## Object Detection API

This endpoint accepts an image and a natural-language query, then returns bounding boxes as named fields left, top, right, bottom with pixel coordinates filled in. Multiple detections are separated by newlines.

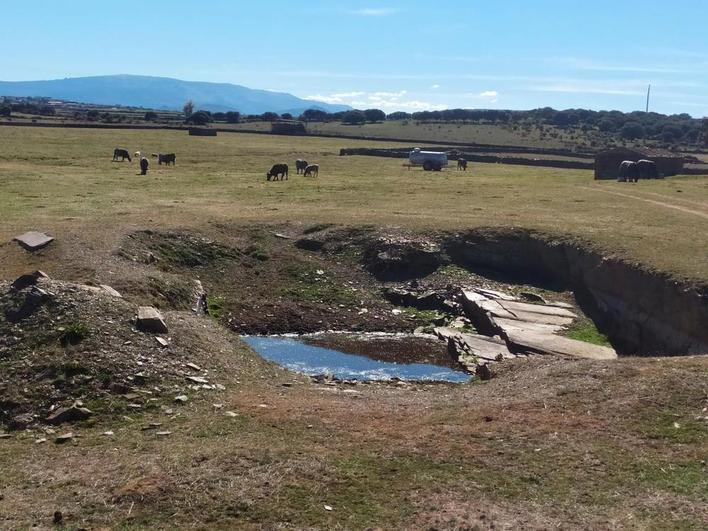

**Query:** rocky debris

left=475, top=364, right=493, bottom=381
left=155, top=337, right=169, bottom=347
left=504, top=329, right=617, bottom=360
left=0, top=433, right=12, bottom=439
left=13, top=231, right=54, bottom=251
left=47, top=404, right=93, bottom=424
left=10, top=270, right=49, bottom=291
left=174, top=395, right=189, bottom=404
left=186, top=376, right=208, bottom=385
left=3, top=285, right=53, bottom=323
left=136, top=306, right=168, bottom=333
left=9, top=413, right=35, bottom=430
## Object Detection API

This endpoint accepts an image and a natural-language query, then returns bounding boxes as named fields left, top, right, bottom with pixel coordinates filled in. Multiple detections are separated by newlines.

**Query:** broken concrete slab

left=435, top=327, right=513, bottom=362
left=491, top=316, right=565, bottom=336
left=136, top=306, right=168, bottom=333
left=13, top=231, right=54, bottom=251
left=504, top=329, right=617, bottom=360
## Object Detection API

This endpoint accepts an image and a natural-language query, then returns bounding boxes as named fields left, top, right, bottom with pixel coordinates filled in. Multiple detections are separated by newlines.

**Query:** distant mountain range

left=0, top=75, right=351, bottom=115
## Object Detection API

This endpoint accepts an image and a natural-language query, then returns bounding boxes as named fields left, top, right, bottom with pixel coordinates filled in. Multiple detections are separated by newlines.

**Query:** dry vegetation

left=0, top=125, right=706, bottom=529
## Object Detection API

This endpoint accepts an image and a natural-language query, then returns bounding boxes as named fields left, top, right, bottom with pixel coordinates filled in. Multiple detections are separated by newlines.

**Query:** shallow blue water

left=242, top=336, right=471, bottom=383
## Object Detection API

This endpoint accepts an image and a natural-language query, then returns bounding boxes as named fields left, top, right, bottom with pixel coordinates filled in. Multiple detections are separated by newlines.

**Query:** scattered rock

left=324, top=505, right=333, bottom=511
left=9, top=413, right=35, bottom=430
left=35, top=438, right=48, bottom=444
left=0, top=433, right=12, bottom=439
left=174, top=395, right=189, bottom=404
left=46, top=405, right=93, bottom=425
left=225, top=411, right=238, bottom=418
left=186, top=376, right=208, bottom=384
left=155, top=337, right=169, bottom=347
left=13, top=231, right=54, bottom=251
left=185, top=362, right=201, bottom=371
left=103, top=431, right=114, bottom=437
left=10, top=270, right=49, bottom=291
left=155, top=431, right=172, bottom=437
left=476, top=364, right=493, bottom=381
left=54, top=433, right=74, bottom=444
left=136, top=306, right=168, bottom=334
left=100, top=285, right=122, bottom=298
left=4, top=286, right=53, bottom=323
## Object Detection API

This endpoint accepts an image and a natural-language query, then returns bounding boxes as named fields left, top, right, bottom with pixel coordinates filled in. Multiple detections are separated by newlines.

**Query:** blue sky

left=2, top=0, right=707, bottom=115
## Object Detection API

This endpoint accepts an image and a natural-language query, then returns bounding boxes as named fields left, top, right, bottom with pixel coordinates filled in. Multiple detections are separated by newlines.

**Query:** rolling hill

left=0, top=75, right=350, bottom=115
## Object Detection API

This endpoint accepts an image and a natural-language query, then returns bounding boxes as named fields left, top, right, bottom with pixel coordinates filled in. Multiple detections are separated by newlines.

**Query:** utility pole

left=645, top=84, right=651, bottom=113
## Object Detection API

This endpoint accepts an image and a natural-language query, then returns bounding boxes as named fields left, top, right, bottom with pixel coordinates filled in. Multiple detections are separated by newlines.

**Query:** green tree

left=620, top=121, right=645, bottom=140
left=364, top=108, right=386, bottom=122
left=342, top=110, right=367, bottom=125
left=144, top=111, right=158, bottom=121
left=183, top=100, right=195, bottom=118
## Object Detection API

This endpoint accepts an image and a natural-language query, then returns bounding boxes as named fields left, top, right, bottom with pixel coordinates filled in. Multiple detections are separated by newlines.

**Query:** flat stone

left=504, top=329, right=617, bottom=360
left=174, top=395, right=189, bottom=404
left=46, top=405, right=93, bottom=425
left=473, top=288, right=517, bottom=301
left=13, top=231, right=54, bottom=251
left=54, top=433, right=74, bottom=444
left=185, top=363, right=201, bottom=371
left=100, top=285, right=122, bottom=298
left=155, top=337, right=169, bottom=347
left=137, top=306, right=168, bottom=333
left=435, top=327, right=513, bottom=363
left=186, top=376, right=208, bottom=384
left=0, top=433, right=12, bottom=439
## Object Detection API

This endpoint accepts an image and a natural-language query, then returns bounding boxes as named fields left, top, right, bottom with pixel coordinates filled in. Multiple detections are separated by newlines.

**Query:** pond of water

left=242, top=334, right=471, bottom=383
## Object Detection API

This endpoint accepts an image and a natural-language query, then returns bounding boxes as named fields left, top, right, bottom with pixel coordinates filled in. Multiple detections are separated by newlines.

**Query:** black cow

left=152, top=153, right=176, bottom=165
left=295, top=159, right=308, bottom=174
left=457, top=158, right=468, bottom=171
left=140, top=157, right=149, bottom=175
left=113, top=148, right=131, bottom=162
left=267, top=163, right=289, bottom=181
left=618, top=160, right=639, bottom=183
left=637, top=159, right=659, bottom=180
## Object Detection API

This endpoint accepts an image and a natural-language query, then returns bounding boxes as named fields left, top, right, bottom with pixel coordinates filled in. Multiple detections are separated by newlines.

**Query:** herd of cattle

left=112, top=148, right=176, bottom=175
left=617, top=159, right=659, bottom=182
left=266, top=159, right=319, bottom=181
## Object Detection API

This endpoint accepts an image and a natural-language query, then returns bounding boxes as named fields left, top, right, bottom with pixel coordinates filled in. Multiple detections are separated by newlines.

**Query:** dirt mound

left=0, top=274, right=241, bottom=431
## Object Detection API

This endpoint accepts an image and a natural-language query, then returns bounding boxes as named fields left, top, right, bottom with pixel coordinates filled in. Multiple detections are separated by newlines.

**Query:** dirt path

left=583, top=186, right=708, bottom=220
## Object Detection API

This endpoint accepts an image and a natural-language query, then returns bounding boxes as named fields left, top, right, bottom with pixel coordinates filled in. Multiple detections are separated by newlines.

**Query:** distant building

left=594, top=147, right=684, bottom=180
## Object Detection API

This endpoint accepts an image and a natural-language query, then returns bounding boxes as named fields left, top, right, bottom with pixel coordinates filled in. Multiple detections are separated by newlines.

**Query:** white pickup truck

left=408, top=148, right=448, bottom=171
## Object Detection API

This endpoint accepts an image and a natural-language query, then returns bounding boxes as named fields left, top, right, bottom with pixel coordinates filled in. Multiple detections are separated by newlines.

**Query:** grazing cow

left=113, top=148, right=131, bottom=162
left=618, top=160, right=639, bottom=183
left=140, top=157, right=149, bottom=175
left=637, top=159, right=659, bottom=180
left=295, top=159, right=308, bottom=174
left=267, top=163, right=289, bottom=181
left=152, top=153, right=176, bottom=165
left=304, top=164, right=319, bottom=177
left=457, top=158, right=468, bottom=171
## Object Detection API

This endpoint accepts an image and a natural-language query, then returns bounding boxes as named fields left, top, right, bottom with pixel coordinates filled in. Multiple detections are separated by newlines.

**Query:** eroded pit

left=115, top=224, right=708, bottom=380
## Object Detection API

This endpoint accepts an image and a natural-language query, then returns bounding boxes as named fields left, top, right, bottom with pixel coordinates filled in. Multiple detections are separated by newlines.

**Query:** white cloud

left=348, top=8, right=397, bottom=16
left=430, top=84, right=440, bottom=89
left=305, top=90, right=446, bottom=111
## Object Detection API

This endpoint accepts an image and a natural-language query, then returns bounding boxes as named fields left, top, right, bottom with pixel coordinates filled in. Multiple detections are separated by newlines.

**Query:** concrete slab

left=435, top=327, right=513, bottom=362
left=498, top=300, right=578, bottom=319
left=137, top=306, right=168, bottom=333
left=13, top=231, right=54, bottom=251
left=491, top=316, right=564, bottom=336
left=505, top=329, right=617, bottom=360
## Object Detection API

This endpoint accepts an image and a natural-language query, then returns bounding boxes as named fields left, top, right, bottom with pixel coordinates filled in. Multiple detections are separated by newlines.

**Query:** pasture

left=0, top=125, right=707, bottom=529
left=1, top=125, right=707, bottom=281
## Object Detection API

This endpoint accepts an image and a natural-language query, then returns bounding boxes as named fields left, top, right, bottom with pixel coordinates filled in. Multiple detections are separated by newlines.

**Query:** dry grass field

left=0, top=125, right=706, bottom=529
left=1, top=126, right=708, bottom=280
